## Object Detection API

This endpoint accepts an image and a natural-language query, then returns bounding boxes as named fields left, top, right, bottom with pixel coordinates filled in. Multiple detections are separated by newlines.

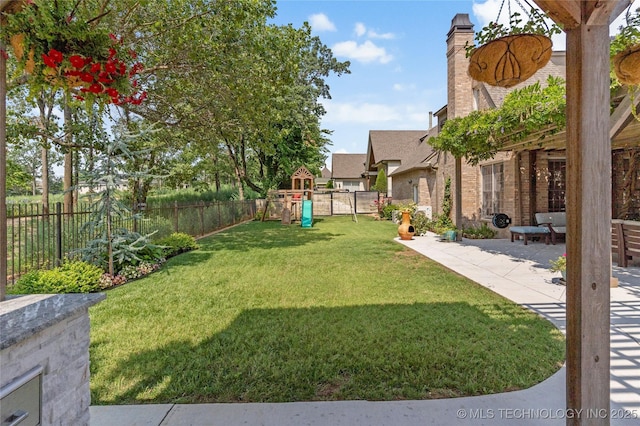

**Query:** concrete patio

left=90, top=233, right=640, bottom=425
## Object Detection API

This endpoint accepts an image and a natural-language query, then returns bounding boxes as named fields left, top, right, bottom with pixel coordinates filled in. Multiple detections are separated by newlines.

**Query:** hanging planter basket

left=468, top=33, right=553, bottom=88
left=613, top=43, right=640, bottom=86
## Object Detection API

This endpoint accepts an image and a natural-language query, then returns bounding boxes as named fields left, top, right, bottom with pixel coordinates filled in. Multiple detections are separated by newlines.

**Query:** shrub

left=9, top=261, right=104, bottom=294
left=381, top=203, right=399, bottom=220
left=462, top=223, right=497, bottom=239
left=80, top=229, right=164, bottom=273
left=412, top=211, right=431, bottom=235
left=155, top=232, right=199, bottom=257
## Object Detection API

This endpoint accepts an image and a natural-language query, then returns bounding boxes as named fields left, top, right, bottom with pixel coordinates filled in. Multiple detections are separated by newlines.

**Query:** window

left=481, top=163, right=504, bottom=217
left=548, top=160, right=566, bottom=212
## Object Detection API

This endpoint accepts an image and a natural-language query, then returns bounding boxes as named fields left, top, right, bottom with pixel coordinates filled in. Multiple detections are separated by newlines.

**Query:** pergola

left=0, top=0, right=633, bottom=424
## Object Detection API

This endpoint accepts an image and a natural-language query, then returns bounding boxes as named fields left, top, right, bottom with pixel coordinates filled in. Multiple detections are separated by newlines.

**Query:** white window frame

left=481, top=163, right=504, bottom=217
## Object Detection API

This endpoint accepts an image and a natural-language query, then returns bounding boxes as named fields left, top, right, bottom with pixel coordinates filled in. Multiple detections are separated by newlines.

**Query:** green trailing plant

left=441, top=177, right=453, bottom=224
left=429, top=76, right=566, bottom=165
left=466, top=9, right=562, bottom=57
left=611, top=7, right=640, bottom=119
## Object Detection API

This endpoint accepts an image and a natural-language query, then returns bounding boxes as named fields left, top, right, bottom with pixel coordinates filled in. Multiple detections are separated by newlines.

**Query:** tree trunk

left=63, top=102, right=74, bottom=214
left=41, top=146, right=49, bottom=215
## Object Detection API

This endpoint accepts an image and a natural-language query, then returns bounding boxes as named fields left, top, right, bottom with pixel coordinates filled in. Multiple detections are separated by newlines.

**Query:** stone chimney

left=446, top=14, right=475, bottom=119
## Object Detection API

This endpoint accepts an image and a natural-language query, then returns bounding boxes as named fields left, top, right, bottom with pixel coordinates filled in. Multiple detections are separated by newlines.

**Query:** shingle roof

left=367, top=130, right=429, bottom=166
left=331, top=153, right=367, bottom=179
left=480, top=51, right=566, bottom=107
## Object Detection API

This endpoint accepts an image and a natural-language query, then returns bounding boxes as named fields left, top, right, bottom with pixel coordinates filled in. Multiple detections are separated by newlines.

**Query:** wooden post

left=565, top=21, right=611, bottom=425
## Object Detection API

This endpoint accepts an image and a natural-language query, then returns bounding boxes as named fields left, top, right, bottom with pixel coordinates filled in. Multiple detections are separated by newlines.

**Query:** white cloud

left=308, top=13, right=336, bottom=32
left=324, top=102, right=402, bottom=124
left=353, top=22, right=395, bottom=39
left=332, top=40, right=393, bottom=64
left=393, top=83, right=416, bottom=92
left=323, top=101, right=432, bottom=128
left=368, top=29, right=395, bottom=40
left=472, top=0, right=503, bottom=27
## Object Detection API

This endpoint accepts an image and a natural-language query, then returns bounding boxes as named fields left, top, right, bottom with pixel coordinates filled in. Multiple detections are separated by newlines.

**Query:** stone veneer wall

left=1, top=294, right=105, bottom=426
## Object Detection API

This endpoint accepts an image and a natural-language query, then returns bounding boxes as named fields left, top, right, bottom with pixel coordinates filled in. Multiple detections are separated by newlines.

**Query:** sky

left=268, top=0, right=638, bottom=170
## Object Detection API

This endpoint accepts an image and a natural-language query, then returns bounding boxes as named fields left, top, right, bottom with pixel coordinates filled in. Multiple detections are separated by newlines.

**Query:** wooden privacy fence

left=6, top=199, right=256, bottom=285
left=258, top=191, right=380, bottom=219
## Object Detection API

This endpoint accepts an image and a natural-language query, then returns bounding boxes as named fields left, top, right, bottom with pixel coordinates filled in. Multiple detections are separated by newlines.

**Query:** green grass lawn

left=89, top=215, right=565, bottom=404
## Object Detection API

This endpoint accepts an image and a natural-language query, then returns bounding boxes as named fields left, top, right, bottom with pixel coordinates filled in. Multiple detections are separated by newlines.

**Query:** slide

left=301, top=200, right=313, bottom=228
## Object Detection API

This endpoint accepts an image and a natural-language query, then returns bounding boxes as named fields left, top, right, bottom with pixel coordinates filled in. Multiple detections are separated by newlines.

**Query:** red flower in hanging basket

left=88, top=83, right=103, bottom=94
left=69, top=55, right=85, bottom=68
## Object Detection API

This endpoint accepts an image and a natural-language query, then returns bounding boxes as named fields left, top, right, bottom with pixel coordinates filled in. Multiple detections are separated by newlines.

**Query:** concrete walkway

left=90, top=234, right=640, bottom=425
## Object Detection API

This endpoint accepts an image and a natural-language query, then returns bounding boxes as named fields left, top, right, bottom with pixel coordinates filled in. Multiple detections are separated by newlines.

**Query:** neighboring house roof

left=366, top=130, right=428, bottom=170
left=320, top=166, right=331, bottom=178
left=332, top=153, right=367, bottom=179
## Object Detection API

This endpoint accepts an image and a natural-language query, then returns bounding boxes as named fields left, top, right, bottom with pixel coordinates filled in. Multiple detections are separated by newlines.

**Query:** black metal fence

left=6, top=200, right=256, bottom=285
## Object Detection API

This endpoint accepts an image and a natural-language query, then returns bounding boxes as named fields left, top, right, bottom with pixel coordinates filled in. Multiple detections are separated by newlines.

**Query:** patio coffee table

left=509, top=226, right=550, bottom=245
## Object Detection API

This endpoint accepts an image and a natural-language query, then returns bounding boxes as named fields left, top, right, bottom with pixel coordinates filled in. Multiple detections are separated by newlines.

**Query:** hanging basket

left=468, top=33, right=553, bottom=88
left=613, top=43, right=640, bottom=86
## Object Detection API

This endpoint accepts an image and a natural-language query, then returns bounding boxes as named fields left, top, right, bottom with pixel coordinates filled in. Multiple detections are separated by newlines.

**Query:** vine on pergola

left=429, top=76, right=566, bottom=165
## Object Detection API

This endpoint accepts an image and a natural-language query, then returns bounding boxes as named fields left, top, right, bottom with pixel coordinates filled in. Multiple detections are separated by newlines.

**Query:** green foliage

left=411, top=211, right=431, bottom=235
left=441, top=177, right=453, bottom=221
left=155, top=232, right=199, bottom=257
left=77, top=123, right=160, bottom=275
left=381, top=203, right=399, bottom=220
left=146, top=186, right=258, bottom=206
left=6, top=159, right=32, bottom=195
left=325, top=179, right=334, bottom=189
left=610, top=7, right=640, bottom=119
left=371, top=169, right=387, bottom=193
left=467, top=9, right=562, bottom=57
left=611, top=7, right=640, bottom=59
left=9, top=260, right=104, bottom=294
left=462, top=223, right=497, bottom=239
left=549, top=253, right=567, bottom=273
left=429, top=77, right=566, bottom=165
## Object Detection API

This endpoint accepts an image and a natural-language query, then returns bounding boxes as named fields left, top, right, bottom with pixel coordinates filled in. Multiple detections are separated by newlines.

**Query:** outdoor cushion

left=509, top=225, right=551, bottom=245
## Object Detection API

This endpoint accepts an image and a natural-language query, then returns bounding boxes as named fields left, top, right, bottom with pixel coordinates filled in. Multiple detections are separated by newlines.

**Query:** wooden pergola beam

left=534, top=0, right=582, bottom=29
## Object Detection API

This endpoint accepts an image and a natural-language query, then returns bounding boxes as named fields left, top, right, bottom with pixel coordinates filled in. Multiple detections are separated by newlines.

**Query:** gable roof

left=331, top=153, right=367, bottom=179
left=366, top=130, right=428, bottom=169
